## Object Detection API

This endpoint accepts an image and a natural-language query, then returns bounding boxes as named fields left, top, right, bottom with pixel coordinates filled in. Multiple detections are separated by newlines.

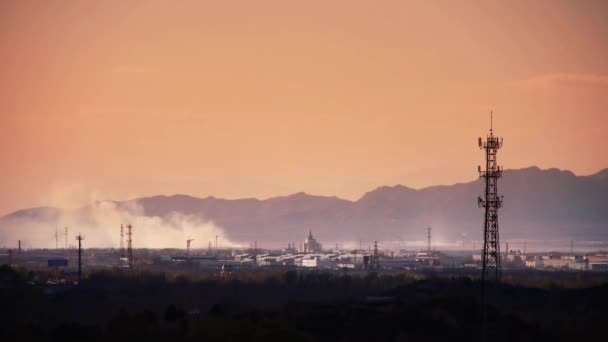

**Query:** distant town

left=3, top=227, right=608, bottom=288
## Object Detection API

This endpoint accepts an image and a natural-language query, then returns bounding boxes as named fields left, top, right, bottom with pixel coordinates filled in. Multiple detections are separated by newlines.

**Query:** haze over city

left=1, top=0, right=607, bottom=218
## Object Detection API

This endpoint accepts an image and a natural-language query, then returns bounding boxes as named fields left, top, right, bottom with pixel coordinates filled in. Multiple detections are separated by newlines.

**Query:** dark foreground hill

left=1, top=266, right=607, bottom=342
left=1, top=167, right=607, bottom=245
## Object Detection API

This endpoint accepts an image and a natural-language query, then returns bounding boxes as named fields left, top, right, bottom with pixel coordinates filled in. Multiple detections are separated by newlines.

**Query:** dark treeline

left=1, top=265, right=607, bottom=341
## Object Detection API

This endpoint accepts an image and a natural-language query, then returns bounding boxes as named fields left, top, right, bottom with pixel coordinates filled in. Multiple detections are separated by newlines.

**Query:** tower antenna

left=478, top=111, right=504, bottom=281
left=478, top=110, right=504, bottom=340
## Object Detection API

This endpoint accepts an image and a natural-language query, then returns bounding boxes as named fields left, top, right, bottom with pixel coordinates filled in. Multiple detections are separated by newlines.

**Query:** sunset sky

left=1, top=0, right=607, bottom=215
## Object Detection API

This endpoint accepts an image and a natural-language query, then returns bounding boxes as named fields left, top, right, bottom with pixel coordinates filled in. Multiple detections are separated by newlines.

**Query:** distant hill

left=1, top=167, right=607, bottom=247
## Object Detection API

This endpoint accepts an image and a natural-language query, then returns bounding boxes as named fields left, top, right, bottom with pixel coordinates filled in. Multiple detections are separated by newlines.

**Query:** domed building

left=303, top=229, right=322, bottom=253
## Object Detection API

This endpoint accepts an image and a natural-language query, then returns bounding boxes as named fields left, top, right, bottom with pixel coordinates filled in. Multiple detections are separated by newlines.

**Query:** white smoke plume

left=0, top=183, right=241, bottom=249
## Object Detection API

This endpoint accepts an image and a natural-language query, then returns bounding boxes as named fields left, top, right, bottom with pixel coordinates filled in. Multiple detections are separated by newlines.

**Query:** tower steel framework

left=126, top=224, right=133, bottom=270
left=120, top=224, right=125, bottom=258
left=187, top=238, right=195, bottom=258
left=478, top=112, right=503, bottom=282
left=372, top=241, right=379, bottom=270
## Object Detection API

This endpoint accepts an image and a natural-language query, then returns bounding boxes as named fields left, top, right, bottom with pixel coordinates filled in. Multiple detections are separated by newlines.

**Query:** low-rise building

left=541, top=258, right=570, bottom=269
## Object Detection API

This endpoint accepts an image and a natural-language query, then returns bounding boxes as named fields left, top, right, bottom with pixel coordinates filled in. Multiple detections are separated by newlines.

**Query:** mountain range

left=1, top=167, right=607, bottom=248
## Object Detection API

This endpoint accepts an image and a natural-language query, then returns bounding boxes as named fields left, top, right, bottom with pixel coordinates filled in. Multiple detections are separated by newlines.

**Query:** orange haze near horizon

left=1, top=0, right=607, bottom=215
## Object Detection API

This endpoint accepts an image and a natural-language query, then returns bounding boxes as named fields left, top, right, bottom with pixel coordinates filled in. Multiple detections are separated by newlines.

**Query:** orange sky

left=1, top=0, right=607, bottom=215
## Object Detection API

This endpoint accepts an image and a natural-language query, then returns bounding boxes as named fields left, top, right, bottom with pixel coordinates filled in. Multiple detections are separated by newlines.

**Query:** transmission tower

left=120, top=224, right=124, bottom=257
left=570, top=239, right=574, bottom=257
left=372, top=241, right=379, bottom=270
left=126, top=224, right=133, bottom=270
left=478, top=111, right=504, bottom=282
left=64, top=226, right=68, bottom=249
left=187, top=238, right=195, bottom=258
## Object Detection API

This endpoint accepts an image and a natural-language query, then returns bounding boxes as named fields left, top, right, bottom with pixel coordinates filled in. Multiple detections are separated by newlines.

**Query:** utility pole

left=75, top=234, right=85, bottom=320
left=254, top=240, right=258, bottom=266
left=64, top=227, right=68, bottom=250
left=427, top=226, right=431, bottom=256
left=215, top=235, right=219, bottom=255
left=76, top=234, right=85, bottom=283
left=55, top=226, right=59, bottom=250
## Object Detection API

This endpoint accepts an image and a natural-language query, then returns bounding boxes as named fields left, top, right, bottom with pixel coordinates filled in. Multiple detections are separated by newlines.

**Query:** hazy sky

left=1, top=0, right=607, bottom=215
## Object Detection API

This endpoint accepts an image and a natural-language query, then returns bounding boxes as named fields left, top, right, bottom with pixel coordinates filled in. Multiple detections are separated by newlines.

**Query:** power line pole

left=75, top=234, right=85, bottom=320
left=373, top=241, right=379, bottom=270
left=120, top=224, right=124, bottom=258
left=571, top=239, right=574, bottom=257
left=65, top=226, right=68, bottom=250
left=187, top=238, right=194, bottom=259
left=76, top=234, right=84, bottom=283
left=126, top=224, right=133, bottom=270
left=427, top=226, right=431, bottom=254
